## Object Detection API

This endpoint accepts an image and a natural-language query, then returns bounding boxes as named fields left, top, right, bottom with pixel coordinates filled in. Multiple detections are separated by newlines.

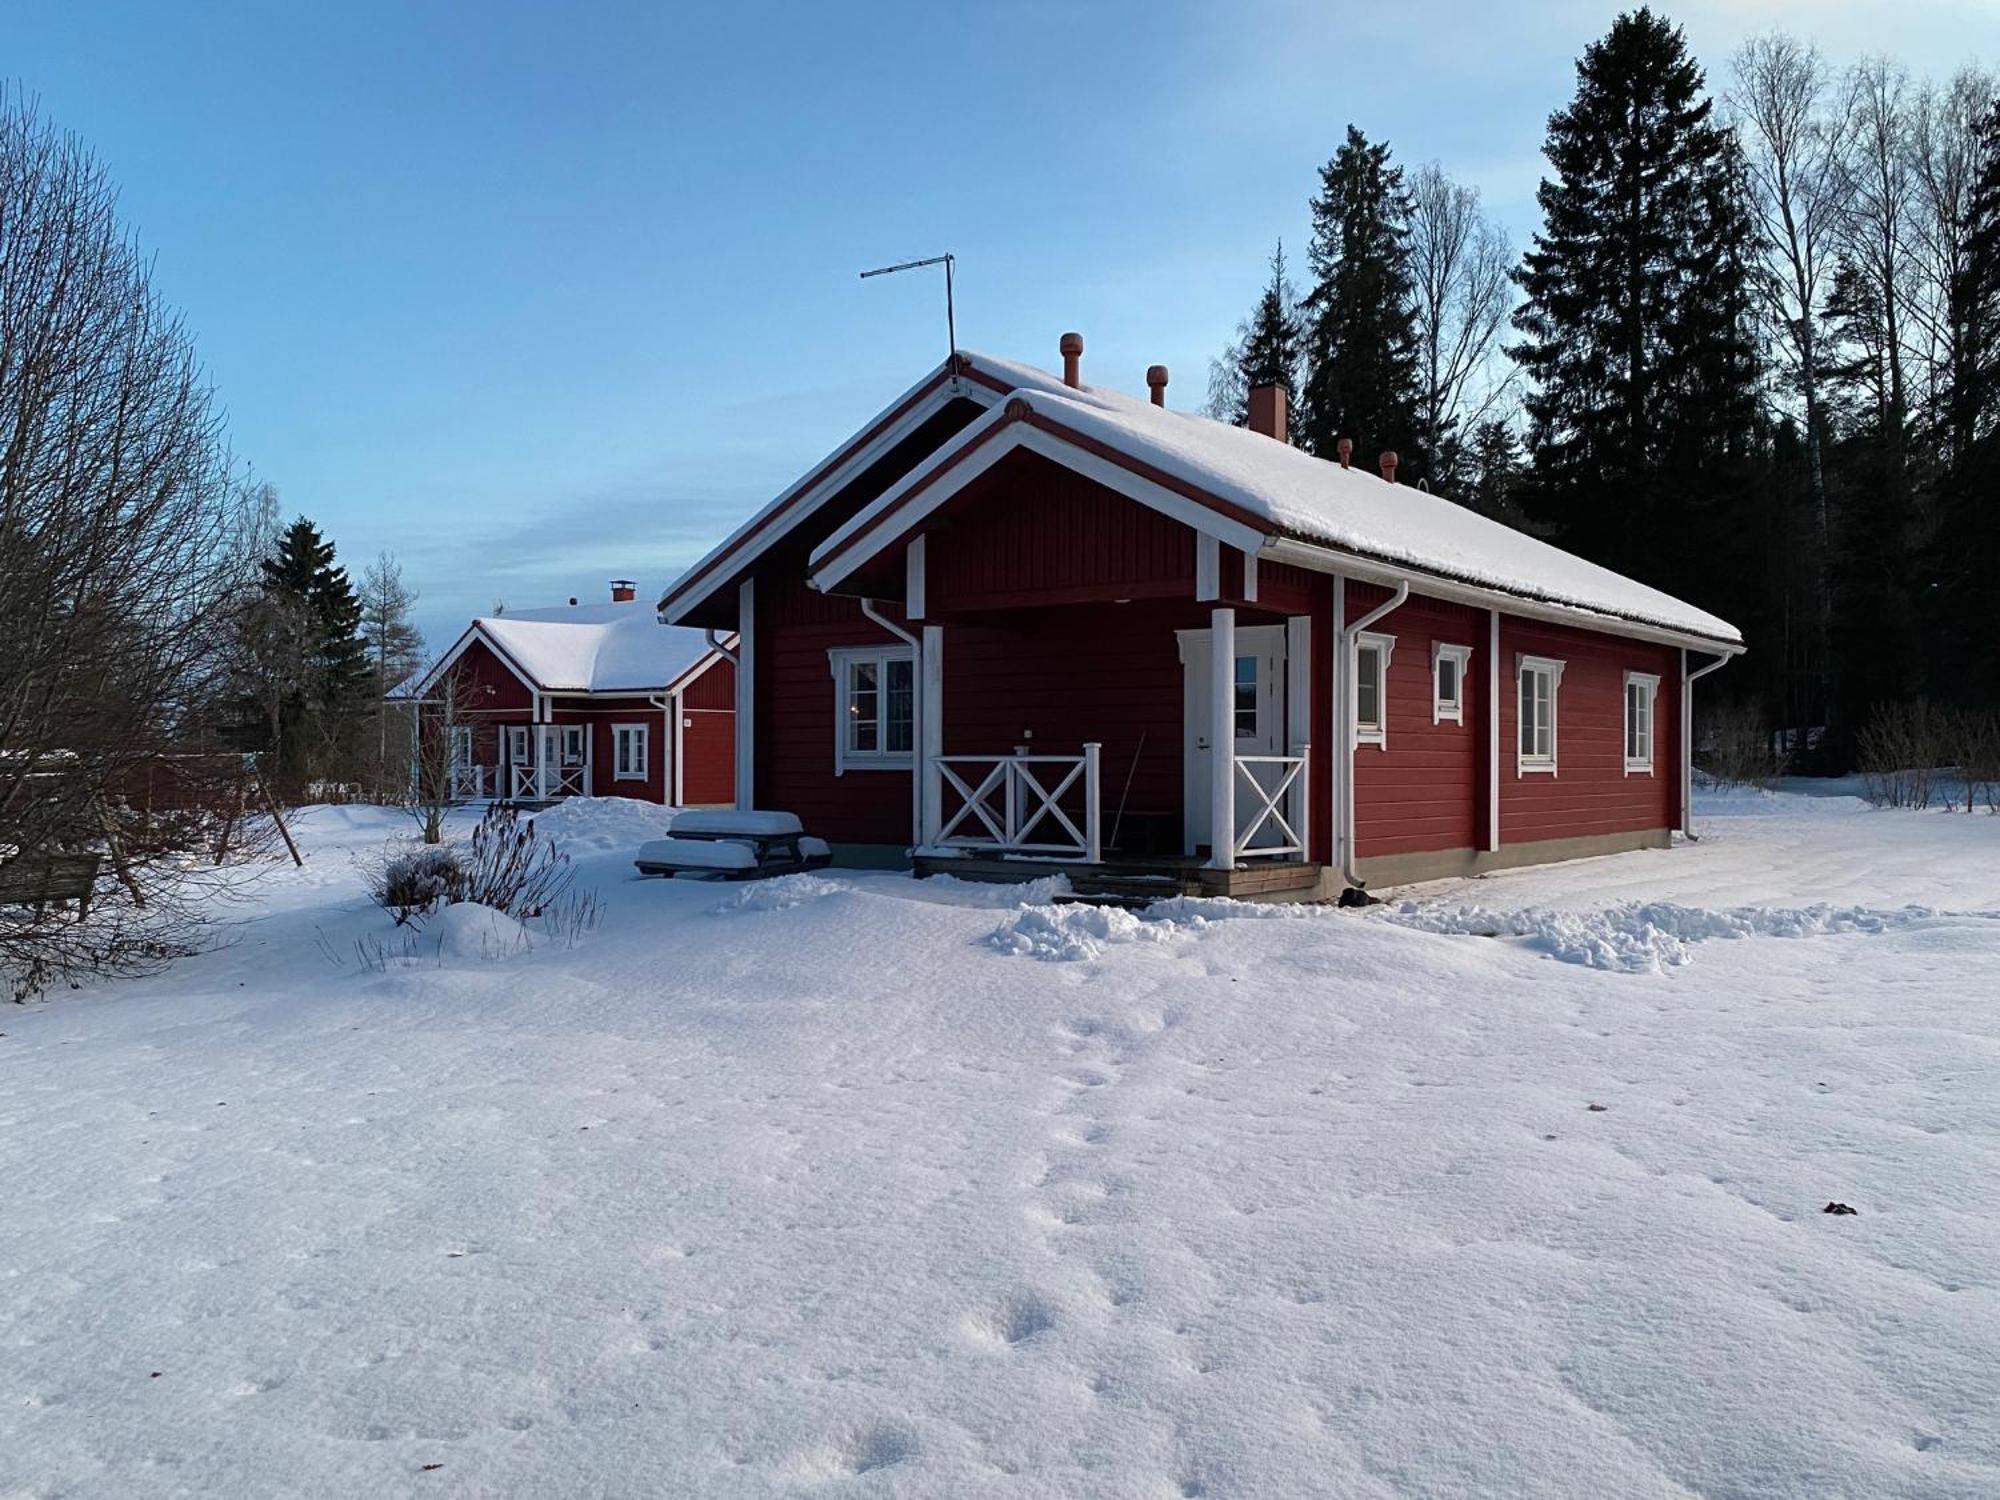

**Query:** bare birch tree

left=1730, top=33, right=1851, bottom=583
left=1405, top=163, right=1513, bottom=493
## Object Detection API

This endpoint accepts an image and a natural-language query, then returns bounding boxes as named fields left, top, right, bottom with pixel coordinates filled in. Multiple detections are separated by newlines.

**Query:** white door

left=1179, top=624, right=1286, bottom=854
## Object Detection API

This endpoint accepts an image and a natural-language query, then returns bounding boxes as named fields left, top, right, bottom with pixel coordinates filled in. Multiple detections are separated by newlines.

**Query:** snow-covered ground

left=3, top=790, right=1998, bottom=1498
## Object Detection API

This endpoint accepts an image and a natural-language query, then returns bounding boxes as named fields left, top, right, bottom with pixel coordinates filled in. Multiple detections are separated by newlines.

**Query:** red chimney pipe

left=1337, top=437, right=1353, bottom=470
left=611, top=579, right=637, bottom=602
left=1247, top=384, right=1287, bottom=443
left=1060, top=331, right=1084, bottom=388
left=1146, top=364, right=1169, bottom=406
left=1378, top=450, right=1399, bottom=485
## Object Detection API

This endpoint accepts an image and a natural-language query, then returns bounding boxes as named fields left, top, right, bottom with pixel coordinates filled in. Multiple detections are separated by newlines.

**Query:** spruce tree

left=1298, top=126, right=1422, bottom=473
left=253, top=517, right=371, bottom=787
left=1510, top=8, right=1761, bottom=611
left=1204, top=242, right=1305, bottom=433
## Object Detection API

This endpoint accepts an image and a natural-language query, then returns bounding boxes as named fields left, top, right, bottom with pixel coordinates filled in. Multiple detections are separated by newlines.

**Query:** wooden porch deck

left=912, top=851, right=1325, bottom=905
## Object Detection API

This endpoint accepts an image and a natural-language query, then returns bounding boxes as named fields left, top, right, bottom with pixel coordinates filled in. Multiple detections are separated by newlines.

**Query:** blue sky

left=9, top=0, right=1991, bottom=648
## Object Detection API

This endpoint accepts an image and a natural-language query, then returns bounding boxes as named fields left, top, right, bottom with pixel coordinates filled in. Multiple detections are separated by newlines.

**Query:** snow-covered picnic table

left=634, top=809, right=831, bottom=880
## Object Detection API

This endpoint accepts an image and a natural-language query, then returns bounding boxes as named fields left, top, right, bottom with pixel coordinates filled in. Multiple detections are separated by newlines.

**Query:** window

left=1233, top=656, right=1258, bottom=739
left=1432, top=643, right=1472, bottom=725
left=449, top=725, right=474, bottom=768
left=612, top=723, right=649, bottom=780
left=504, top=725, right=530, bottom=766
left=829, top=646, right=915, bottom=772
left=1354, top=632, right=1395, bottom=747
left=1624, top=672, right=1660, bottom=774
left=1516, top=655, right=1564, bottom=773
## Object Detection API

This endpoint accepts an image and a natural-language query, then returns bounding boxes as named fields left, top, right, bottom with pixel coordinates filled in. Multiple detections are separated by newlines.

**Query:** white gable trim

left=660, top=359, right=1025, bottom=624
left=408, top=622, right=543, bottom=700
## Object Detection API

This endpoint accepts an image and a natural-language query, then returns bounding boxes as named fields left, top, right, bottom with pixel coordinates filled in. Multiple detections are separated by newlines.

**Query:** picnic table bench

left=0, top=851, right=104, bottom=919
left=634, top=811, right=832, bottom=881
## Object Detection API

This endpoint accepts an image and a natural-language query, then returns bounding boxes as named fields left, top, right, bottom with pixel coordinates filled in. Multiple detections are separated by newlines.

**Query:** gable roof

left=806, top=361, right=1743, bottom=650
left=410, top=600, right=729, bottom=698
left=657, top=351, right=1079, bottom=624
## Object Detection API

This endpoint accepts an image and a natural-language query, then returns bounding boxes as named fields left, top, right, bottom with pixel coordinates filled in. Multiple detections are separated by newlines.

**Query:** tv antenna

left=859, top=253, right=957, bottom=378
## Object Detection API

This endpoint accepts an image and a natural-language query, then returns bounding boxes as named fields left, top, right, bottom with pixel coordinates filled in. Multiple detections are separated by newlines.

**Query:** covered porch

left=448, top=720, right=593, bottom=803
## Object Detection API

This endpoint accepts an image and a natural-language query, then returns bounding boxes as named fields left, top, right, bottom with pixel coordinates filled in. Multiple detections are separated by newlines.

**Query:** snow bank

left=422, top=901, right=534, bottom=961
left=521, top=796, right=678, bottom=853
left=1386, top=898, right=1995, bottom=973
left=989, top=903, right=1177, bottom=960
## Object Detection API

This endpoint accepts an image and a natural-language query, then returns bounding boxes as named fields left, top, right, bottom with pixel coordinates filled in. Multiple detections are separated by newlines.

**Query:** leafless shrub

left=366, top=805, right=582, bottom=933
left=369, top=844, right=462, bottom=926
left=456, top=805, right=576, bottom=918
left=1700, top=700, right=1788, bottom=788
left=1855, top=700, right=1948, bottom=808
left=542, top=887, right=603, bottom=950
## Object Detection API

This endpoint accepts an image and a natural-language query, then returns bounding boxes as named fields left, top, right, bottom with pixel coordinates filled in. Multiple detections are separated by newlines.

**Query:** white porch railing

left=933, top=745, right=1102, bottom=862
left=449, top=763, right=490, bottom=800
left=1231, top=747, right=1310, bottom=861
left=508, top=760, right=588, bottom=801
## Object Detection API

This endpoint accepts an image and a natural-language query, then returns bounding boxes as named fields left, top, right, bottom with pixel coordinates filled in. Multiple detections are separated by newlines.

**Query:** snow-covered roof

left=809, top=355, right=1741, bottom=648
left=423, top=601, right=726, bottom=696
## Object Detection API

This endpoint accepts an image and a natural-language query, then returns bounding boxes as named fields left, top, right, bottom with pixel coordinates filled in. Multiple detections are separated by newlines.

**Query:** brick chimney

left=1337, top=437, right=1353, bottom=469
left=1378, top=451, right=1399, bottom=485
left=1060, top=331, right=1084, bottom=388
left=1146, top=364, right=1169, bottom=406
left=1247, top=384, right=1288, bottom=443
left=610, top=579, right=637, bottom=602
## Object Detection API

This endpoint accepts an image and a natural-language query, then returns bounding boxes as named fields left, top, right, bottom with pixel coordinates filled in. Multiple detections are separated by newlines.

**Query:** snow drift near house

left=2, top=793, right=1998, bottom=1498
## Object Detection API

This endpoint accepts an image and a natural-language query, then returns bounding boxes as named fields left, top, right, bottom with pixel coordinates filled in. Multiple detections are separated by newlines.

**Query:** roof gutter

left=1259, top=536, right=1744, bottom=659
left=1338, top=579, right=1408, bottom=894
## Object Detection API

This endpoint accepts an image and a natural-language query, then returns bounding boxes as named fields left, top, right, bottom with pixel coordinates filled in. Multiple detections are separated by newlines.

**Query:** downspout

left=1338, top=580, right=1409, bottom=894
left=704, top=629, right=738, bottom=666
left=859, top=598, right=924, bottom=855
left=646, top=691, right=676, bottom=807
left=1681, top=650, right=1732, bottom=840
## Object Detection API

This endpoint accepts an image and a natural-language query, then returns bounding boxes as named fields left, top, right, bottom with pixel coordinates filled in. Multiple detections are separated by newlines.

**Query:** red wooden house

left=410, top=583, right=736, bottom=806
left=659, top=339, right=1742, bottom=898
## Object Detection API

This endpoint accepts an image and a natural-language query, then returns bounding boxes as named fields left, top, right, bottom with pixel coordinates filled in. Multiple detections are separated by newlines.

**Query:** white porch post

left=735, top=577, right=756, bottom=810
left=921, top=624, right=944, bottom=847
left=1488, top=609, right=1503, bottom=852
left=671, top=690, right=685, bottom=807
left=535, top=724, right=551, bottom=801
left=1287, top=614, right=1311, bottom=863
left=1208, top=606, right=1235, bottom=870
left=1083, top=742, right=1103, bottom=864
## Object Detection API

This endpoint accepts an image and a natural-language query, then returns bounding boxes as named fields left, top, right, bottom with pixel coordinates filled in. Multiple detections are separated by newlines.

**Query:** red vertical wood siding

left=678, top=710, right=736, bottom=805
left=1498, top=618, right=1680, bottom=845
left=922, top=451, right=1197, bottom=610
left=754, top=564, right=914, bottom=844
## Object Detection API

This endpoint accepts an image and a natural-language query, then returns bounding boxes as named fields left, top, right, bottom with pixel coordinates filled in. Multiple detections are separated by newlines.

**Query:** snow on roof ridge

left=951, top=356, right=1740, bottom=645
left=466, top=598, right=721, bottom=693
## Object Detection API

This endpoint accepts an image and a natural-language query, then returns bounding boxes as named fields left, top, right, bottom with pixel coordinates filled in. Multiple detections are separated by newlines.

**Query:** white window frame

left=612, top=722, right=649, bottom=781
left=1353, top=631, right=1396, bottom=748
left=1516, top=654, right=1565, bottom=775
left=503, top=724, right=530, bottom=767
left=448, top=724, right=474, bottom=768
left=828, top=645, right=916, bottom=773
left=1623, top=671, right=1660, bottom=775
left=1432, top=642, right=1473, bottom=726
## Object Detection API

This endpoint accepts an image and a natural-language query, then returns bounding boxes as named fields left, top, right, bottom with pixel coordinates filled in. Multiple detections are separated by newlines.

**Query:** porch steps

left=915, top=853, right=1325, bottom=906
